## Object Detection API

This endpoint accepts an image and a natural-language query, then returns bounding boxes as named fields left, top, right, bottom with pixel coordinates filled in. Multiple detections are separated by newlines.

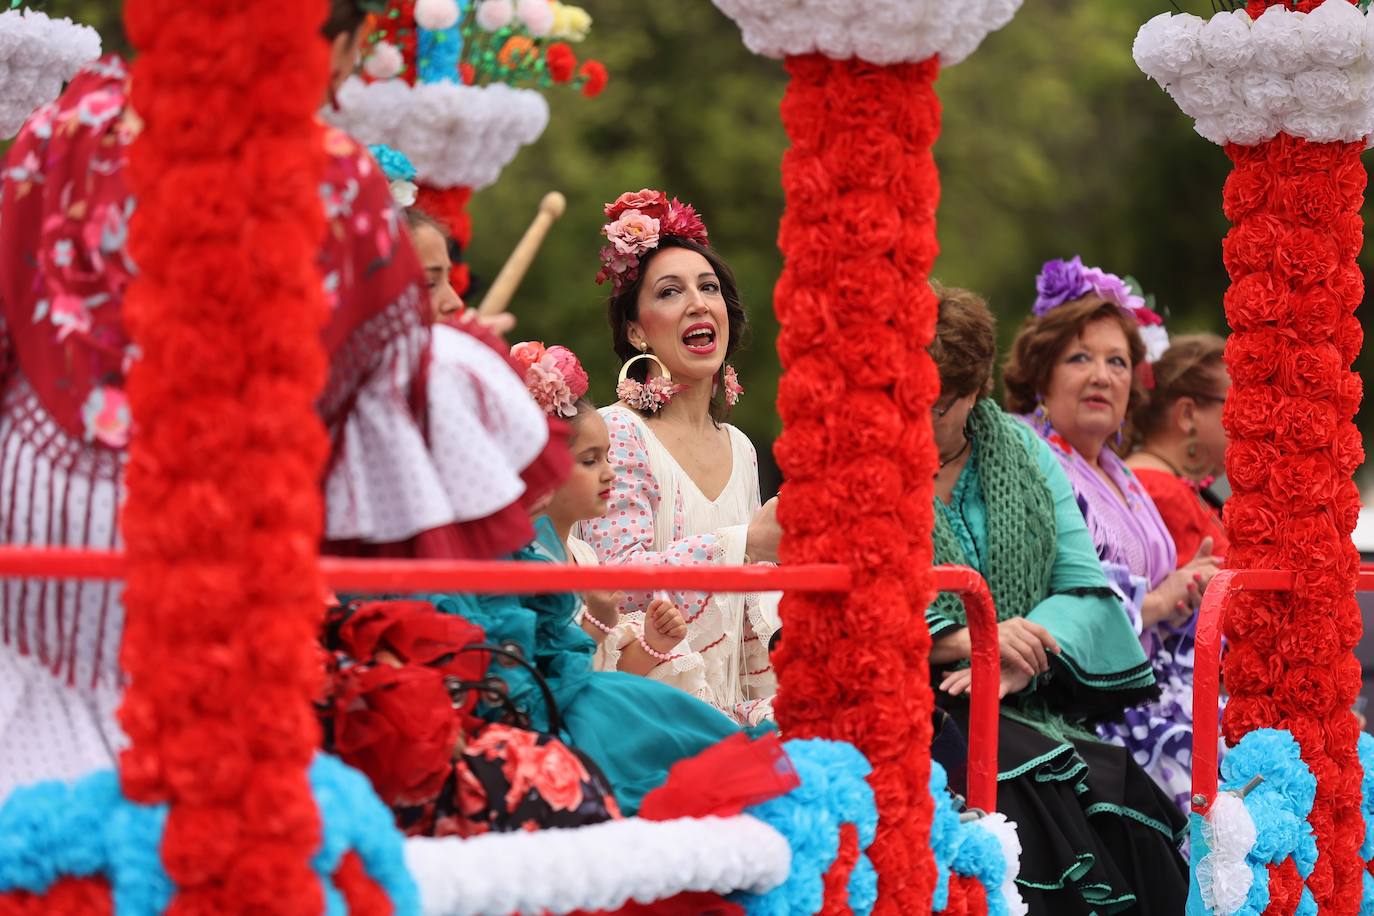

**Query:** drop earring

left=1033, top=398, right=1052, bottom=437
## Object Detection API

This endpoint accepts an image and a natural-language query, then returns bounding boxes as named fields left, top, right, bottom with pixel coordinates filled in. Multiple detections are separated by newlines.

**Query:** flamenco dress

left=929, top=401, right=1187, bottom=914
left=423, top=518, right=767, bottom=816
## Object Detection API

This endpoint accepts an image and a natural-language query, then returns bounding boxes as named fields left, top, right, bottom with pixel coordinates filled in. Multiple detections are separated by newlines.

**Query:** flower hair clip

left=510, top=341, right=591, bottom=418
left=368, top=144, right=419, bottom=208
left=1034, top=256, right=1170, bottom=361
left=595, top=189, right=709, bottom=293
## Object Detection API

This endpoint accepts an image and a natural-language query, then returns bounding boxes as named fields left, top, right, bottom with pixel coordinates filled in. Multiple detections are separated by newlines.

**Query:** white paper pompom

left=710, top=0, right=1024, bottom=67
left=1250, top=6, right=1309, bottom=74
left=1174, top=69, right=1238, bottom=116
left=1199, top=9, right=1253, bottom=72
left=516, top=0, right=554, bottom=37
left=1138, top=5, right=1374, bottom=148
left=1302, top=0, right=1365, bottom=69
left=415, top=0, right=461, bottom=31
left=0, top=8, right=102, bottom=139
left=1293, top=67, right=1357, bottom=112
left=326, top=77, right=550, bottom=190
left=363, top=41, right=404, bottom=80
left=476, top=0, right=514, bottom=32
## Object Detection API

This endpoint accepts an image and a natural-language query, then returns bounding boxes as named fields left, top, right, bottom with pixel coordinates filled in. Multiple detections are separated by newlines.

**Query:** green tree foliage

left=34, top=2, right=1374, bottom=491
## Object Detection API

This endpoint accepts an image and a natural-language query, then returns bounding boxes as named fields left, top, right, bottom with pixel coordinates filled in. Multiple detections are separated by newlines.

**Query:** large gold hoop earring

left=616, top=352, right=681, bottom=414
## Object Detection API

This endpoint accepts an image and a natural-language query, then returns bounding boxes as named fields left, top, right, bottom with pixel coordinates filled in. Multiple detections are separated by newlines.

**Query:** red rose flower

left=1225, top=438, right=1280, bottom=493
left=774, top=420, right=831, bottom=481
left=1222, top=165, right=1274, bottom=222
left=1224, top=330, right=1283, bottom=387
left=1223, top=493, right=1281, bottom=547
left=1222, top=214, right=1286, bottom=275
left=1223, top=695, right=1281, bottom=745
left=1325, top=262, right=1364, bottom=312
left=578, top=60, right=608, bottom=98
left=1223, top=272, right=1290, bottom=330
left=832, top=390, right=905, bottom=456
left=530, top=741, right=589, bottom=812
left=1273, top=341, right=1342, bottom=399
left=1270, top=396, right=1338, bottom=452
left=544, top=42, right=576, bottom=83
left=1277, top=663, right=1339, bottom=713
left=1222, top=383, right=1283, bottom=440
left=1275, top=172, right=1344, bottom=226
left=1222, top=641, right=1285, bottom=694
left=1334, top=314, right=1363, bottom=365
left=1274, top=226, right=1339, bottom=285
left=777, top=354, right=847, bottom=423
left=1266, top=452, right=1338, bottom=507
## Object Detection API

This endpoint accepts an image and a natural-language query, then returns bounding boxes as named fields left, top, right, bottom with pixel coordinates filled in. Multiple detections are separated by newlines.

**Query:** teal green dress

left=929, top=412, right=1187, bottom=914
left=426, top=518, right=762, bottom=815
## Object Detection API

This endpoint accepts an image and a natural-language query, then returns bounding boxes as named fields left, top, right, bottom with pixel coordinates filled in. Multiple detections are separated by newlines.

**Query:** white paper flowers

left=1197, top=792, right=1258, bottom=916
left=326, top=77, right=549, bottom=190
left=404, top=814, right=790, bottom=916
left=1134, top=3, right=1374, bottom=147
left=709, top=0, right=1022, bottom=67
left=0, top=8, right=102, bottom=139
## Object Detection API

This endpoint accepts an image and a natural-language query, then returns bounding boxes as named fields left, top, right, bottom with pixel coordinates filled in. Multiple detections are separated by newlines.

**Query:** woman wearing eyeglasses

left=1125, top=335, right=1230, bottom=562
left=1004, top=260, right=1221, bottom=817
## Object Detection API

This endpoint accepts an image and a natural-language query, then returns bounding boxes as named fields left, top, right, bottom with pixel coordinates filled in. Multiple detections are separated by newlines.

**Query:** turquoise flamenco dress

left=426, top=518, right=766, bottom=815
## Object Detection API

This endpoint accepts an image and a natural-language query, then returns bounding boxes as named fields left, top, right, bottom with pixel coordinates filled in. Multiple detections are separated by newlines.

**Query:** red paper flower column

left=118, top=0, right=332, bottom=910
left=1221, top=132, right=1366, bottom=914
left=770, top=55, right=942, bottom=914
left=1136, top=0, right=1369, bottom=910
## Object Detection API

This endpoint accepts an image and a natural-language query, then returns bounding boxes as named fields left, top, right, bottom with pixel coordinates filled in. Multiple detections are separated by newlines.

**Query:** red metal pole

left=932, top=565, right=999, bottom=815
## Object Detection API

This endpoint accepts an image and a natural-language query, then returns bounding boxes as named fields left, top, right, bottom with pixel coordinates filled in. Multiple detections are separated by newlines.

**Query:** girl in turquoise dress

left=426, top=517, right=760, bottom=816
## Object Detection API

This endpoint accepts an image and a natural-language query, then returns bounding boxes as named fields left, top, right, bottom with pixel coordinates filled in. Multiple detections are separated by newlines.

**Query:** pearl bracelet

left=581, top=608, right=618, bottom=635
left=636, top=632, right=676, bottom=662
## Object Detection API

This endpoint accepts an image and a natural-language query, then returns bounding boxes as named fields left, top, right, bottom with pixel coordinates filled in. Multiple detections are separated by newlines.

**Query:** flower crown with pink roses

left=510, top=340, right=591, bottom=419
left=1033, top=256, right=1170, bottom=362
left=595, top=189, right=710, bottom=294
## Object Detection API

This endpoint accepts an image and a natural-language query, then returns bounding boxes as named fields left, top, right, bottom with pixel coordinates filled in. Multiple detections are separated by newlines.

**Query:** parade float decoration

left=1135, top=0, right=1369, bottom=912
left=707, top=1, right=1022, bottom=912
left=325, top=0, right=607, bottom=293
left=0, top=3, right=101, bottom=138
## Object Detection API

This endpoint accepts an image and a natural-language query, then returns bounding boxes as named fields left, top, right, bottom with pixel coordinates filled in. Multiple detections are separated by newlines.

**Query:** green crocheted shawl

left=931, top=399, right=1056, bottom=625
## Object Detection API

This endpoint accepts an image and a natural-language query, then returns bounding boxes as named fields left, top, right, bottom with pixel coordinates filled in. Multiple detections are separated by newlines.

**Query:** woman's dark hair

left=324, top=0, right=371, bottom=40
left=606, top=236, right=748, bottom=422
left=929, top=282, right=997, bottom=401
left=1131, top=333, right=1227, bottom=443
left=1002, top=295, right=1147, bottom=417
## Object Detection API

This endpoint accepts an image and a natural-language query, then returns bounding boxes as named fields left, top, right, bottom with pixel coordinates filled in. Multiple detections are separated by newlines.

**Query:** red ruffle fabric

left=637, top=732, right=799, bottom=822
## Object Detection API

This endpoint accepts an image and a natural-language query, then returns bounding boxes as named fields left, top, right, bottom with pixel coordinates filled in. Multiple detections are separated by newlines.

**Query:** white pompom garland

left=325, top=77, right=550, bottom=190
left=708, top=0, right=1022, bottom=67
left=404, top=814, right=791, bottom=916
left=1134, top=3, right=1374, bottom=147
left=0, top=7, right=102, bottom=140
left=1197, top=792, right=1258, bottom=916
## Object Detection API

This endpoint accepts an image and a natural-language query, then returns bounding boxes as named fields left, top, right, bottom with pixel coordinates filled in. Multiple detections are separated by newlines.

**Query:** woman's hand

left=746, top=497, right=781, bottom=564
left=996, top=618, right=1060, bottom=679
left=1142, top=537, right=1220, bottom=628
left=643, top=598, right=688, bottom=656
left=584, top=590, right=624, bottom=631
left=939, top=658, right=1035, bottom=699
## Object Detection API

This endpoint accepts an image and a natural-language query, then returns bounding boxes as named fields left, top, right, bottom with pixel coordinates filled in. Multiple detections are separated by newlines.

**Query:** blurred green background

left=42, top=0, right=1374, bottom=495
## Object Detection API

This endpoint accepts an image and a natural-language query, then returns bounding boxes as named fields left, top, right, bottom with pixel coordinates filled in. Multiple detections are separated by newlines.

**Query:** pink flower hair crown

left=510, top=341, right=591, bottom=419
left=595, top=189, right=709, bottom=294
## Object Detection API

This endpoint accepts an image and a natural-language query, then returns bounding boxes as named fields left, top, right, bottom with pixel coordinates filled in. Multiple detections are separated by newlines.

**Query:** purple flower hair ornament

left=1033, top=256, right=1156, bottom=323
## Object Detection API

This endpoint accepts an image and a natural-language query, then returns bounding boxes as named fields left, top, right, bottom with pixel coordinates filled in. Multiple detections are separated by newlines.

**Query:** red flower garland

left=772, top=54, right=941, bottom=915
left=368, top=0, right=419, bottom=86
left=546, top=42, right=577, bottom=84
left=119, top=0, right=333, bottom=910
left=1219, top=4, right=1366, bottom=911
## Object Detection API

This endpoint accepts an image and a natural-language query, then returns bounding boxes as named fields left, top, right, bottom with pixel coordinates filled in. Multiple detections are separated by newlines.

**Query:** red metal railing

left=1192, top=567, right=1374, bottom=815
left=0, top=547, right=1003, bottom=811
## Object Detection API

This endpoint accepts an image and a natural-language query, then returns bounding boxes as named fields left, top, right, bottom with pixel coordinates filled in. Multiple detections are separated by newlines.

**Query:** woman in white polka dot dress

left=578, top=190, right=782, bottom=727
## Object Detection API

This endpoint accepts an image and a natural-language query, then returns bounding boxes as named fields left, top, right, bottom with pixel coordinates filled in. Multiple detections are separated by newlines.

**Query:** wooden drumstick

left=476, top=191, right=567, bottom=316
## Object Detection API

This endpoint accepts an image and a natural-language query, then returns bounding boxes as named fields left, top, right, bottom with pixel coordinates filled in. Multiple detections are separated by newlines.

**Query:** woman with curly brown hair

left=1005, top=259, right=1221, bottom=817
